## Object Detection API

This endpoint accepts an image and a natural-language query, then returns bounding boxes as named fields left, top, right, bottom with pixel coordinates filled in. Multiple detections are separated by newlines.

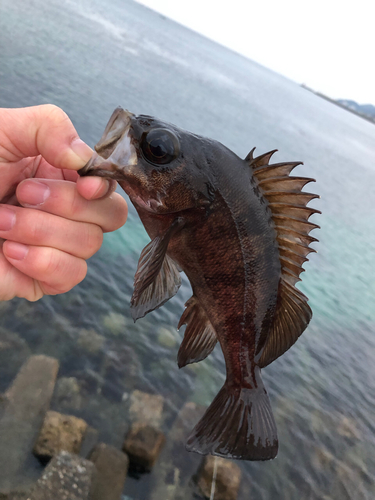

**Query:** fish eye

left=141, top=128, right=180, bottom=165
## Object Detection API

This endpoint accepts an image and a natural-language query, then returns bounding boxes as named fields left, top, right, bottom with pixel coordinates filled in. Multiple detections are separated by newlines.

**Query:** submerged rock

left=337, top=416, right=361, bottom=441
left=71, top=369, right=103, bottom=396
left=129, top=390, right=164, bottom=428
left=0, top=355, right=59, bottom=491
left=123, top=422, right=165, bottom=470
left=89, top=443, right=129, bottom=500
left=149, top=402, right=206, bottom=500
left=79, top=426, right=99, bottom=459
left=53, top=377, right=82, bottom=411
left=28, top=451, right=95, bottom=500
left=103, top=312, right=128, bottom=336
left=0, top=328, right=31, bottom=390
left=331, top=461, right=368, bottom=500
left=0, top=492, right=29, bottom=499
left=33, top=410, right=88, bottom=462
left=0, top=394, right=7, bottom=420
left=157, top=327, right=178, bottom=348
left=101, top=346, right=141, bottom=402
left=197, top=456, right=241, bottom=500
left=312, top=446, right=335, bottom=472
left=77, top=329, right=105, bottom=355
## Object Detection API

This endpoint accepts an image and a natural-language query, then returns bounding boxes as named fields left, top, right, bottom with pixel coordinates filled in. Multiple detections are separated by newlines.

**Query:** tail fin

left=186, top=378, right=278, bottom=461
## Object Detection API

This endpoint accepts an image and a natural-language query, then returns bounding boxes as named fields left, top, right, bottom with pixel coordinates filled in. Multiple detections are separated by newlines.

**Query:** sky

left=137, top=0, right=374, bottom=105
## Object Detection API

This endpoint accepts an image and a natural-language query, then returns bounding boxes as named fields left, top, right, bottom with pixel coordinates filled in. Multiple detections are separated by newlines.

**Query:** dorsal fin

left=248, top=149, right=320, bottom=366
left=245, top=148, right=278, bottom=165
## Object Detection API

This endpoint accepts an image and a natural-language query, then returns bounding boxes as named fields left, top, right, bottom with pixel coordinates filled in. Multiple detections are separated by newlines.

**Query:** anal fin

left=177, top=296, right=217, bottom=368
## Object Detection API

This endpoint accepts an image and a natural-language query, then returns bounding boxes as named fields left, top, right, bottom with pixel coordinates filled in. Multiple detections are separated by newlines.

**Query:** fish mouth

left=125, top=188, right=165, bottom=213
left=78, top=107, right=169, bottom=214
left=78, top=107, right=138, bottom=180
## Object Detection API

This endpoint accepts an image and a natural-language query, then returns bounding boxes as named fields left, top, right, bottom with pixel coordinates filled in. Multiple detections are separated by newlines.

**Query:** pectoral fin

left=177, top=296, right=218, bottom=368
left=131, top=219, right=184, bottom=321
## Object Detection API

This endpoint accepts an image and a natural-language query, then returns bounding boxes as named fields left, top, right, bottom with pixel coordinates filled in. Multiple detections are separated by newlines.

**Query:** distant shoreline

left=301, top=84, right=375, bottom=125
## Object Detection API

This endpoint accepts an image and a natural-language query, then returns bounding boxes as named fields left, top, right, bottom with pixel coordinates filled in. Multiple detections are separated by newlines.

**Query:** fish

left=79, top=107, right=320, bottom=461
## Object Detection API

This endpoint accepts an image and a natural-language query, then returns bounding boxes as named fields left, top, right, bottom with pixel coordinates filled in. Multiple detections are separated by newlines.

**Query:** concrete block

left=89, top=443, right=129, bottom=500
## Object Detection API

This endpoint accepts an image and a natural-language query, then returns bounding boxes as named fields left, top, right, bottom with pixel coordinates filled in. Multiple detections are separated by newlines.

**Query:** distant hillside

left=301, top=85, right=375, bottom=124
left=337, top=99, right=375, bottom=121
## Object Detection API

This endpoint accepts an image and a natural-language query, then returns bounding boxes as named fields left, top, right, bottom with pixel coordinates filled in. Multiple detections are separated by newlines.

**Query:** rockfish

left=79, top=107, right=319, bottom=461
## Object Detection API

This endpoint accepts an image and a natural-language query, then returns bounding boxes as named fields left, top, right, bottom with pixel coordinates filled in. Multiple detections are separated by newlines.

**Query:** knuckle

left=26, top=212, right=49, bottom=244
left=61, top=259, right=87, bottom=291
left=84, top=225, right=103, bottom=257
left=41, top=104, right=70, bottom=124
left=40, top=259, right=87, bottom=295
left=40, top=248, right=62, bottom=277
left=103, top=195, right=128, bottom=232
left=74, top=260, right=87, bottom=285
left=39, top=105, right=78, bottom=146
left=37, top=248, right=87, bottom=290
left=69, top=188, right=84, bottom=219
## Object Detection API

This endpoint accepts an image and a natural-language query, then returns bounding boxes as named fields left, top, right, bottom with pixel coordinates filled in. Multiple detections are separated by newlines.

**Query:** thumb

left=0, top=104, right=93, bottom=170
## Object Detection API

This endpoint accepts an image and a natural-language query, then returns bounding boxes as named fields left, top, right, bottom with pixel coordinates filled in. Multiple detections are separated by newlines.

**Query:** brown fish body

left=131, top=156, right=281, bottom=386
left=80, top=107, right=319, bottom=460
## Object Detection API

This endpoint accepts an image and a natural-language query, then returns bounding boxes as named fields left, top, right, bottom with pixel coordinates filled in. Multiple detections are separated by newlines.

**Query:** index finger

left=0, top=104, right=93, bottom=170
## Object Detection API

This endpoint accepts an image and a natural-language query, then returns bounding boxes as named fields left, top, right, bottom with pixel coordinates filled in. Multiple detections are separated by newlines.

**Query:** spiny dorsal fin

left=248, top=149, right=319, bottom=366
left=248, top=148, right=320, bottom=286
left=245, top=148, right=278, bottom=165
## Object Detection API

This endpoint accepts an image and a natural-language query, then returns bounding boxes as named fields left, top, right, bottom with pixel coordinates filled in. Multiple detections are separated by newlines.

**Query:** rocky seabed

left=0, top=355, right=241, bottom=500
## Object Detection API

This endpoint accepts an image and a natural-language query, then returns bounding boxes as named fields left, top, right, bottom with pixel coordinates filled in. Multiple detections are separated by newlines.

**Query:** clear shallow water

left=1, top=0, right=375, bottom=498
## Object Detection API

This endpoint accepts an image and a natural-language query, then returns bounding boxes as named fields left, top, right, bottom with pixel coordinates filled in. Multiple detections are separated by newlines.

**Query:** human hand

left=0, top=104, right=128, bottom=301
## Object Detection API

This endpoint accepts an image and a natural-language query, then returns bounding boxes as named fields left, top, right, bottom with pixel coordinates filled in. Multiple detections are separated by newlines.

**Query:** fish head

left=79, top=107, right=218, bottom=214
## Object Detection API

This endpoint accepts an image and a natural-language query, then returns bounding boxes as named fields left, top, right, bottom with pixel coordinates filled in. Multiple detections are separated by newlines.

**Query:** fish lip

left=78, top=107, right=137, bottom=178
left=77, top=154, right=127, bottom=179
left=78, top=165, right=128, bottom=181
left=78, top=157, right=103, bottom=177
left=78, top=164, right=90, bottom=176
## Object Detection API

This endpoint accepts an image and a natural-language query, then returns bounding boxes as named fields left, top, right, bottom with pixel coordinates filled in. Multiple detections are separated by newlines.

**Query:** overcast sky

left=137, top=0, right=374, bottom=104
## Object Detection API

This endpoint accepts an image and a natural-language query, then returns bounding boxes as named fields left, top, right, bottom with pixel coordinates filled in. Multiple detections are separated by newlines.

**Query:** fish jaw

left=79, top=153, right=164, bottom=213
left=78, top=107, right=138, bottom=181
left=78, top=108, right=173, bottom=213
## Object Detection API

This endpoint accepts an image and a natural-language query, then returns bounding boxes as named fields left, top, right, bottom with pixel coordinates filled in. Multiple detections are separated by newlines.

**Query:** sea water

left=1, top=0, right=375, bottom=498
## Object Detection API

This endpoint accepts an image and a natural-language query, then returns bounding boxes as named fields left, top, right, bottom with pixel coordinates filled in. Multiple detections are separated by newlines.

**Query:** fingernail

left=18, top=180, right=50, bottom=207
left=0, top=207, right=16, bottom=231
left=91, top=178, right=110, bottom=199
left=5, top=241, right=29, bottom=260
left=70, top=138, right=94, bottom=165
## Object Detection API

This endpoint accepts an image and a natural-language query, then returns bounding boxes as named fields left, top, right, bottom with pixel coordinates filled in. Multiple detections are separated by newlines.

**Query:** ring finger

left=2, top=242, right=87, bottom=297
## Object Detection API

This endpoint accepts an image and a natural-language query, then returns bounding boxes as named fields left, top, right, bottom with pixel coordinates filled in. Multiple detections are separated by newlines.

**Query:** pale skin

left=0, top=104, right=128, bottom=301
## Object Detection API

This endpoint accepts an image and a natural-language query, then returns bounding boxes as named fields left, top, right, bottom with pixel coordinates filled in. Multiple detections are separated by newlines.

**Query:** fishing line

left=209, top=456, right=218, bottom=500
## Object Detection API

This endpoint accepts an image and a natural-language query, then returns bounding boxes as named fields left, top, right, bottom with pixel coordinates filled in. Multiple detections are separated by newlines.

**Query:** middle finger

left=16, top=178, right=128, bottom=232
left=0, top=205, right=103, bottom=260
